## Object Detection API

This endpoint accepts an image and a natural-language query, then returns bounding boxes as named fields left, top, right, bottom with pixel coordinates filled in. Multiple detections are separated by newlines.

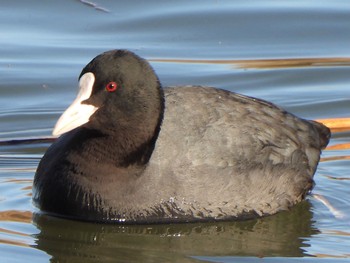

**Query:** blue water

left=0, top=0, right=349, bottom=262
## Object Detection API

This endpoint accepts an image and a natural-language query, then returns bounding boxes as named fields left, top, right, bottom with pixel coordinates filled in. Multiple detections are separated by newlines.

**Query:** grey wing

left=161, top=86, right=323, bottom=172
left=146, top=86, right=328, bottom=218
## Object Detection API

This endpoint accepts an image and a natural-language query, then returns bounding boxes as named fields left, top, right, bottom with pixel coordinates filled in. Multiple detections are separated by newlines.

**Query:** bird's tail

left=310, top=120, right=331, bottom=149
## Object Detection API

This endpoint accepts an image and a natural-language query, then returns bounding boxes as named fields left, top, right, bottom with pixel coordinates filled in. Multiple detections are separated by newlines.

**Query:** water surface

left=0, top=0, right=349, bottom=262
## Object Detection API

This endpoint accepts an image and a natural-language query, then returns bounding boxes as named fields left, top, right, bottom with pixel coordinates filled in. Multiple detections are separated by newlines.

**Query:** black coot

left=33, top=50, right=330, bottom=223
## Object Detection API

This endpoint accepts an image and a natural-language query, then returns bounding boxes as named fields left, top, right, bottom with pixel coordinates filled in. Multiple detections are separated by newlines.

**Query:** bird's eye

left=105, top=82, right=118, bottom=92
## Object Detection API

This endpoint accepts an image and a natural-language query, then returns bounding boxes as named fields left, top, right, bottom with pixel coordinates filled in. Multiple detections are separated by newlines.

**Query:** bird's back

left=141, top=86, right=330, bottom=221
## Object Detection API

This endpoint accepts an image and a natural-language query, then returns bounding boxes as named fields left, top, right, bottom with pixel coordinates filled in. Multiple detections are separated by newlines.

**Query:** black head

left=82, top=50, right=164, bottom=134
left=52, top=49, right=164, bottom=165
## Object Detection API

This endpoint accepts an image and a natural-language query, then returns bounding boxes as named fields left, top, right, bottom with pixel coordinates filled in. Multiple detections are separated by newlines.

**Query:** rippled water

left=0, top=0, right=349, bottom=262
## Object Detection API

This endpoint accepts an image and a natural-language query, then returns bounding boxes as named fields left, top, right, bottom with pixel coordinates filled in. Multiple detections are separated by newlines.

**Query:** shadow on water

left=32, top=201, right=318, bottom=263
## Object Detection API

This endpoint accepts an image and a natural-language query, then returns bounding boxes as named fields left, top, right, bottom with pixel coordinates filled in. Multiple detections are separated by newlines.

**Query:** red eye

left=105, top=81, right=118, bottom=92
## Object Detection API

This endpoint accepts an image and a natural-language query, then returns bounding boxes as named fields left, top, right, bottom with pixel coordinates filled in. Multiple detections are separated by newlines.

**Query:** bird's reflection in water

left=32, top=201, right=318, bottom=263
